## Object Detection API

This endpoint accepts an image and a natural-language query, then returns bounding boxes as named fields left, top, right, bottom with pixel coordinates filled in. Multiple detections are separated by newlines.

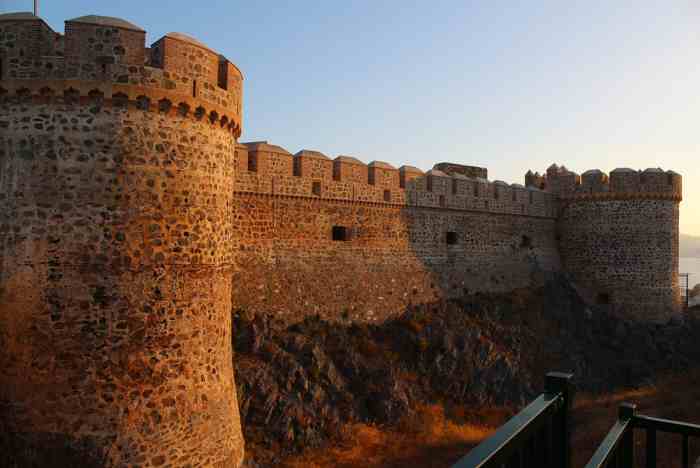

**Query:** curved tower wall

left=0, top=15, right=244, bottom=468
left=556, top=169, right=682, bottom=322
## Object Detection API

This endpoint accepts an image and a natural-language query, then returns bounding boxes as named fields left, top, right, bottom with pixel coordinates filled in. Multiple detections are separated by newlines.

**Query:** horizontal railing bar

left=583, top=419, right=633, bottom=468
left=451, top=393, right=562, bottom=468
left=633, top=415, right=700, bottom=437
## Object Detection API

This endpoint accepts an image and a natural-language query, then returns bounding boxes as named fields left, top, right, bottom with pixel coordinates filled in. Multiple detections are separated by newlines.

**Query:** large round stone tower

left=551, top=165, right=682, bottom=322
left=0, top=13, right=244, bottom=467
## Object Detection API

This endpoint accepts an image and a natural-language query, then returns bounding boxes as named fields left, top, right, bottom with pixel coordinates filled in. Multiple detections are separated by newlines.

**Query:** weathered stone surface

left=527, top=164, right=682, bottom=322
left=559, top=199, right=680, bottom=322
left=231, top=194, right=561, bottom=323
left=0, top=79, right=243, bottom=468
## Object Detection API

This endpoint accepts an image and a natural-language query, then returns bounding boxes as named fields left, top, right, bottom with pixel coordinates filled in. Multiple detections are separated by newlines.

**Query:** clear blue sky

left=5, top=1, right=700, bottom=234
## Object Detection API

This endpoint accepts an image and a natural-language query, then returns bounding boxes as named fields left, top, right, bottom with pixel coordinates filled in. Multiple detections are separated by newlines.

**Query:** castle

left=0, top=12, right=682, bottom=468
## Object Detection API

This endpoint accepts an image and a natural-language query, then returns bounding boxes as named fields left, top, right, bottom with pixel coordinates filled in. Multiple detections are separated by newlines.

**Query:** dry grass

left=280, top=403, right=512, bottom=468
left=275, top=370, right=700, bottom=468
left=573, top=370, right=700, bottom=468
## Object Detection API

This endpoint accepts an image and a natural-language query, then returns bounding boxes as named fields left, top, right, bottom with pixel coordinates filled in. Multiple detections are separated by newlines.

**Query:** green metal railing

left=450, top=371, right=699, bottom=468
left=585, top=402, right=700, bottom=468
left=451, top=372, right=575, bottom=468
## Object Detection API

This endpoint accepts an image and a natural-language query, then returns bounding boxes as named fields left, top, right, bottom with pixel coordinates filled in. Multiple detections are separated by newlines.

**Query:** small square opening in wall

left=597, top=292, right=611, bottom=305
left=446, top=231, right=458, bottom=245
left=332, top=226, right=349, bottom=241
left=312, top=181, right=322, bottom=196
left=384, top=190, right=391, bottom=202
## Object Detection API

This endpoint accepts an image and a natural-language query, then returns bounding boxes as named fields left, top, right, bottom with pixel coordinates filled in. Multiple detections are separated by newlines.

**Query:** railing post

left=645, top=427, right=657, bottom=468
left=545, top=372, right=575, bottom=468
left=619, top=403, right=637, bottom=467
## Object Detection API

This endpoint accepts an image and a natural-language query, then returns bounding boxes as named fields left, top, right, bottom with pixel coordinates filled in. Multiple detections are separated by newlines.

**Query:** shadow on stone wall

left=0, top=424, right=106, bottom=468
left=231, top=173, right=561, bottom=325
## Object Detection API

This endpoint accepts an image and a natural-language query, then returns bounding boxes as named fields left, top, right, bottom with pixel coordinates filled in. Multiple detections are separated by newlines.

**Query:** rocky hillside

left=233, top=274, right=700, bottom=466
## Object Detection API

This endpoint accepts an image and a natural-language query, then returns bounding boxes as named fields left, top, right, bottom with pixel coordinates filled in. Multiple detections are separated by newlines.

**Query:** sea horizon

left=680, top=257, right=700, bottom=287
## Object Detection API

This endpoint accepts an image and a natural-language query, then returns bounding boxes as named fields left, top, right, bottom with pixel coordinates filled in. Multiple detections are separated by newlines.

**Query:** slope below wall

left=232, top=194, right=561, bottom=323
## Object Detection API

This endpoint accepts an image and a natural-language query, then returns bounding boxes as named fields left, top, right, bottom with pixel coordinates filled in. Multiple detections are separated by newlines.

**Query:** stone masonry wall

left=0, top=16, right=243, bottom=129
left=0, top=89, right=243, bottom=467
left=529, top=164, right=683, bottom=322
left=235, top=145, right=557, bottom=216
left=64, top=20, right=146, bottom=70
left=559, top=197, right=681, bottom=322
left=232, top=193, right=560, bottom=323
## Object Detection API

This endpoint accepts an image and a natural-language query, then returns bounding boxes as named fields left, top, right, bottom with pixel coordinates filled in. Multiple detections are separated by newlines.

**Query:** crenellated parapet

left=0, top=12, right=242, bottom=134
left=526, top=164, right=682, bottom=202
left=234, top=141, right=558, bottom=218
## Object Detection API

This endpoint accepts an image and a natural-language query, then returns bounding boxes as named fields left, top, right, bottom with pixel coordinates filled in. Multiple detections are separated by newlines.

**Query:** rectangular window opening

left=384, top=190, right=391, bottom=202
left=333, top=164, right=341, bottom=181
left=332, top=226, right=349, bottom=241
left=247, top=154, right=256, bottom=172
left=439, top=195, right=446, bottom=207
left=427, top=176, right=433, bottom=192
left=193, top=80, right=198, bottom=98
left=446, top=231, right=458, bottom=245
left=312, top=181, right=322, bottom=196
left=473, top=184, right=479, bottom=197
left=512, top=190, right=517, bottom=201
left=597, top=292, right=611, bottom=305
left=529, top=191, right=534, bottom=204
left=452, top=179, right=458, bottom=195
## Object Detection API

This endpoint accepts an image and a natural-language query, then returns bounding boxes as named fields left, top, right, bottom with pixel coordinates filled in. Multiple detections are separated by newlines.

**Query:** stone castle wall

left=0, top=13, right=244, bottom=468
left=0, top=14, right=242, bottom=127
left=232, top=194, right=560, bottom=323
left=559, top=198, right=680, bottom=322
left=0, top=87, right=244, bottom=468
left=528, top=164, right=683, bottom=322
left=232, top=143, right=560, bottom=323
left=235, top=143, right=556, bottom=215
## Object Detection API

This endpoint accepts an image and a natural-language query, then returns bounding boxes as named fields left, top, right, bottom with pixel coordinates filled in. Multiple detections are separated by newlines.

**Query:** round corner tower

left=0, top=12, right=244, bottom=467
left=556, top=167, right=682, bottom=322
